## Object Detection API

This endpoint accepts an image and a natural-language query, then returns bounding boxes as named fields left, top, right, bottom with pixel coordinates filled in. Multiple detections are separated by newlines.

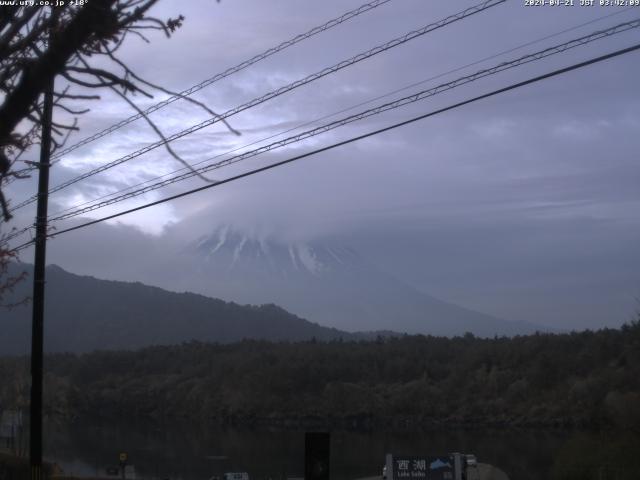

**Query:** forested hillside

left=1, top=264, right=355, bottom=354
left=1, top=324, right=639, bottom=429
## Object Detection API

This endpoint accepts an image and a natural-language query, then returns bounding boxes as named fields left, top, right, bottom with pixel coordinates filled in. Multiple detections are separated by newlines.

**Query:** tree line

left=1, top=322, right=639, bottom=430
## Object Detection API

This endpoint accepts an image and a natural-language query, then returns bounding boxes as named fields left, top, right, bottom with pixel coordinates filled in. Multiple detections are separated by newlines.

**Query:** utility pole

left=30, top=51, right=55, bottom=480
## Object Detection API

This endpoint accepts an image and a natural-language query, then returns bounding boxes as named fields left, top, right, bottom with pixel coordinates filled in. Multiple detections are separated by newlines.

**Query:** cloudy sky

left=4, top=0, right=640, bottom=330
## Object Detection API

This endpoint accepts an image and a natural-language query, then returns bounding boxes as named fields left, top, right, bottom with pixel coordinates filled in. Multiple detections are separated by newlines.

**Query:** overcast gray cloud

left=4, top=0, right=640, bottom=331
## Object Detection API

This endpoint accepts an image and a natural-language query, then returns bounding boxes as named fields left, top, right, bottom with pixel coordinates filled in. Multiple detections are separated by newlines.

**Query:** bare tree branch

left=0, top=0, right=233, bottom=298
left=109, top=83, right=217, bottom=183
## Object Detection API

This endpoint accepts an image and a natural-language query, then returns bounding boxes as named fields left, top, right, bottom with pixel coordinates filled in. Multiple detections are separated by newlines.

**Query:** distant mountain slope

left=0, top=263, right=354, bottom=355
left=178, top=226, right=547, bottom=336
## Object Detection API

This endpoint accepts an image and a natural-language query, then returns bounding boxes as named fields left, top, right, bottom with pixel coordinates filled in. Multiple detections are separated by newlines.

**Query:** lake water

left=37, top=417, right=589, bottom=480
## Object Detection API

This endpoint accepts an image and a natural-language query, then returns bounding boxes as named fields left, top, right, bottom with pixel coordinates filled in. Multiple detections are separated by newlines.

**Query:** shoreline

left=43, top=411, right=611, bottom=432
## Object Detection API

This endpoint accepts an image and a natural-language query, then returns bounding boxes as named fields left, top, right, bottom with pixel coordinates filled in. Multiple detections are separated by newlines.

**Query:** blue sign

left=390, top=456, right=455, bottom=480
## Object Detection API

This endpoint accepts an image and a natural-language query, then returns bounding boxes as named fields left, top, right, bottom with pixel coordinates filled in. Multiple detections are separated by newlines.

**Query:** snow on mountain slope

left=179, top=226, right=546, bottom=336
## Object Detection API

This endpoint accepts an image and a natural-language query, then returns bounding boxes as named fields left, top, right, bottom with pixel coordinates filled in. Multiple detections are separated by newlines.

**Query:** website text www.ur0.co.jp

left=0, top=0, right=87, bottom=7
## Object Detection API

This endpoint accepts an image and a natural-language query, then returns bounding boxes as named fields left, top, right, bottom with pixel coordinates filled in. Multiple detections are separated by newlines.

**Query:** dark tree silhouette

left=0, top=237, right=27, bottom=308
left=0, top=0, right=191, bottom=219
left=0, top=0, right=230, bottom=299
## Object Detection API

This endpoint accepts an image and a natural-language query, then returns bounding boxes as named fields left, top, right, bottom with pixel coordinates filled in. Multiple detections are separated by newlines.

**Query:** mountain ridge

left=0, top=262, right=357, bottom=355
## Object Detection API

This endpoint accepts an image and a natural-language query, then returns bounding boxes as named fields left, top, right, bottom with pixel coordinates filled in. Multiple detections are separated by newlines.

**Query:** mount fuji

left=175, top=225, right=545, bottom=337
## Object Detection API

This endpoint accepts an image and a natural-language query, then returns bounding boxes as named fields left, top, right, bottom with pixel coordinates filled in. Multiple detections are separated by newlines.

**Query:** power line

left=2, top=12, right=637, bottom=246
left=45, top=18, right=640, bottom=223
left=11, top=41, right=640, bottom=253
left=48, top=0, right=394, bottom=161
left=6, top=4, right=633, bottom=193
left=8, top=0, right=506, bottom=214
left=1, top=226, right=33, bottom=244
left=3, top=0, right=394, bottom=186
left=45, top=6, right=639, bottom=222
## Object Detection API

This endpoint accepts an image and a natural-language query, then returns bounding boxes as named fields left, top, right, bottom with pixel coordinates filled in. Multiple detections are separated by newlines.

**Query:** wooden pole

left=30, top=62, right=54, bottom=480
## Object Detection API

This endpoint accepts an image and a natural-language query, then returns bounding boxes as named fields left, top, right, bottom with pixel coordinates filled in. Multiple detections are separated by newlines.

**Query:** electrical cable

left=7, top=3, right=633, bottom=190
left=7, top=0, right=506, bottom=214
left=45, top=19, right=640, bottom=223
left=3, top=0, right=395, bottom=185
left=49, top=0, right=395, bottom=161
left=3, top=12, right=637, bottom=245
left=10, top=41, right=640, bottom=253
left=45, top=6, right=638, bottom=221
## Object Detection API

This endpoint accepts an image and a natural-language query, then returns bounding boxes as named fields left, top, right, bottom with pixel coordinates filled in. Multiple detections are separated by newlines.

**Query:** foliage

left=0, top=242, right=27, bottom=308
left=2, top=323, right=639, bottom=429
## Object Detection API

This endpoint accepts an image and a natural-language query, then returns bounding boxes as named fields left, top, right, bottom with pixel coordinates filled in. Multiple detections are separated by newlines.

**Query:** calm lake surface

left=38, top=417, right=584, bottom=480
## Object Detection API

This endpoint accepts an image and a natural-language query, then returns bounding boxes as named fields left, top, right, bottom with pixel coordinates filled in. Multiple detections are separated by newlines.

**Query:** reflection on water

left=42, top=417, right=638, bottom=480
